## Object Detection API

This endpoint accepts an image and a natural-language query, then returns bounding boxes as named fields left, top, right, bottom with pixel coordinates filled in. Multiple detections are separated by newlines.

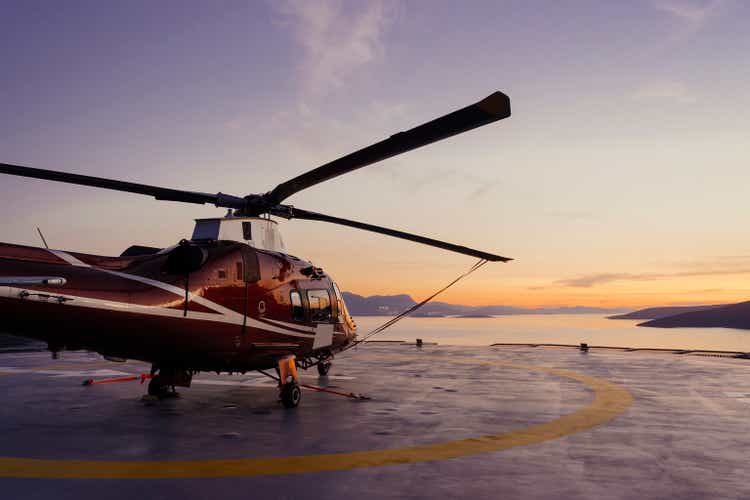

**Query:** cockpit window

left=290, top=291, right=304, bottom=321
left=307, top=289, right=332, bottom=323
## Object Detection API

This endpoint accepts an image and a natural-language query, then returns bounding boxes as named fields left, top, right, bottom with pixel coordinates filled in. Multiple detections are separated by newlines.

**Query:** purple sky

left=2, top=1, right=749, bottom=307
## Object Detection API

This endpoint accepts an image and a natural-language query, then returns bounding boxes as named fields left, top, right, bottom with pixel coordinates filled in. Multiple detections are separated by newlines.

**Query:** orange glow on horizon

left=346, top=275, right=750, bottom=310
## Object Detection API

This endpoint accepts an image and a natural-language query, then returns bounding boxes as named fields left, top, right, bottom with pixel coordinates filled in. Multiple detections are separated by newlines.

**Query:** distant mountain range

left=638, top=301, right=750, bottom=330
left=608, top=305, right=725, bottom=320
left=608, top=301, right=750, bottom=330
left=342, top=292, right=627, bottom=317
left=342, top=293, right=750, bottom=330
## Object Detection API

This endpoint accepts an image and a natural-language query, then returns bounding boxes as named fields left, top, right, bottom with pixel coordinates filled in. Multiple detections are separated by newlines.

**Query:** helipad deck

left=1, top=344, right=749, bottom=499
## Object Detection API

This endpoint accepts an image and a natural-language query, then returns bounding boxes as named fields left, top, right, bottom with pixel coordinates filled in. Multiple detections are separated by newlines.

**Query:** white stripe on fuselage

left=0, top=249, right=318, bottom=339
left=1, top=283, right=316, bottom=338
left=95, top=269, right=315, bottom=338
left=48, top=250, right=91, bottom=267
left=261, top=317, right=316, bottom=333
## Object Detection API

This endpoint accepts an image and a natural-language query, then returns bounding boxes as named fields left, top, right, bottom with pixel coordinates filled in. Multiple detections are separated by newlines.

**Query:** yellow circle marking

left=0, top=357, right=632, bottom=479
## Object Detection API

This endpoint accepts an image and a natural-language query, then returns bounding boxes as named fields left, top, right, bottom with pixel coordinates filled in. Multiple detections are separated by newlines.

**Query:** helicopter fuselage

left=0, top=239, right=357, bottom=372
left=0, top=91, right=511, bottom=404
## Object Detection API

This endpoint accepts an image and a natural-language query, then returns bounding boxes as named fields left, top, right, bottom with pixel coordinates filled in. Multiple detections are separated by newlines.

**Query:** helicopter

left=0, top=91, right=512, bottom=407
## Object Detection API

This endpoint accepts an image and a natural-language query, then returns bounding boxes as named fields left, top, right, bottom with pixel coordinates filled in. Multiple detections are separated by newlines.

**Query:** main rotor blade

left=266, top=91, right=511, bottom=204
left=0, top=163, right=246, bottom=209
left=275, top=206, right=512, bottom=262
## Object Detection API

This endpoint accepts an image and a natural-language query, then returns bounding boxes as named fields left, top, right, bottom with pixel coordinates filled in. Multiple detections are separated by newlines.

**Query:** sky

left=1, top=0, right=749, bottom=309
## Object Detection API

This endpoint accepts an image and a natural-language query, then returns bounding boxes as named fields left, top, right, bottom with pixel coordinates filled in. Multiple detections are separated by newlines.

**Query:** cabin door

left=240, top=248, right=261, bottom=340
left=307, top=288, right=334, bottom=350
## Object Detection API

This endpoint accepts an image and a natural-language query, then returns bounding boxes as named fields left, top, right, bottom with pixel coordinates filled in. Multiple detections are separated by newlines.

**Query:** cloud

left=468, top=180, right=501, bottom=200
left=632, top=81, right=696, bottom=103
left=366, top=164, right=502, bottom=200
left=652, top=0, right=726, bottom=24
left=675, top=255, right=750, bottom=273
left=557, top=273, right=652, bottom=288
left=271, top=0, right=395, bottom=98
left=263, top=1, right=402, bottom=173
left=556, top=267, right=750, bottom=288
left=645, top=1, right=730, bottom=56
left=538, top=210, right=599, bottom=222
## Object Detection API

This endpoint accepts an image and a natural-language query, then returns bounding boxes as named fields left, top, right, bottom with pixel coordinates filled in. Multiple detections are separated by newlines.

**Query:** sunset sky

left=2, top=1, right=749, bottom=308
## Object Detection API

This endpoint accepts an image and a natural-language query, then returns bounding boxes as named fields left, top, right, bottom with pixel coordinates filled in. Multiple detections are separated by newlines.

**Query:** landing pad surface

left=1, top=345, right=749, bottom=499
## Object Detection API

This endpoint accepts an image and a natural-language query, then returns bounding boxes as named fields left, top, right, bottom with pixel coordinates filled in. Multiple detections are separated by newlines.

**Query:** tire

left=280, top=382, right=302, bottom=408
left=317, top=362, right=331, bottom=376
left=147, top=375, right=163, bottom=397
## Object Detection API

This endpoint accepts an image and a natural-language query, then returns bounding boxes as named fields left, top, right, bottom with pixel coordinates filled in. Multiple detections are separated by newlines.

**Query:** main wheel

left=280, top=382, right=302, bottom=408
left=147, top=375, right=164, bottom=397
left=317, top=361, right=331, bottom=376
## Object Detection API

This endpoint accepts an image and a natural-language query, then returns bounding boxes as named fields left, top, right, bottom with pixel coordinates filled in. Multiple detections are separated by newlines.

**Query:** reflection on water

left=353, top=314, right=750, bottom=351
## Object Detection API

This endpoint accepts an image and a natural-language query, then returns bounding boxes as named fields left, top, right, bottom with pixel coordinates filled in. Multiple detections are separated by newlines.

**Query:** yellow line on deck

left=0, top=357, right=633, bottom=479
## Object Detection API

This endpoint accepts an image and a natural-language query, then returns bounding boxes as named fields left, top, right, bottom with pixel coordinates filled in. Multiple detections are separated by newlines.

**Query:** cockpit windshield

left=332, top=282, right=352, bottom=325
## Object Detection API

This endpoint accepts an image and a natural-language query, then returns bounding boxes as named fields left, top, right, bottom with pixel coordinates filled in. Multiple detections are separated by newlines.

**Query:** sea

left=352, top=314, right=750, bottom=352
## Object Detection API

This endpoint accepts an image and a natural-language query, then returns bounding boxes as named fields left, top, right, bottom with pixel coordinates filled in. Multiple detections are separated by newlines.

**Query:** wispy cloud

left=557, top=266, right=750, bottom=288
left=632, top=81, right=696, bottom=103
left=677, top=254, right=750, bottom=270
left=468, top=180, right=501, bottom=200
left=640, top=0, right=730, bottom=62
left=272, top=0, right=395, bottom=98
left=538, top=210, right=599, bottom=222
left=366, top=164, right=502, bottom=200
left=558, top=273, right=659, bottom=288
left=652, top=0, right=726, bottom=24
left=263, top=1, right=401, bottom=173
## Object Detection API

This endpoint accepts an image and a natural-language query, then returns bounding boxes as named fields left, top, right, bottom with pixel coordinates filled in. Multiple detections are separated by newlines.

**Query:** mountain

left=639, top=300, right=750, bottom=330
left=341, top=293, right=416, bottom=316
left=608, top=305, right=724, bottom=320
left=342, top=292, right=626, bottom=317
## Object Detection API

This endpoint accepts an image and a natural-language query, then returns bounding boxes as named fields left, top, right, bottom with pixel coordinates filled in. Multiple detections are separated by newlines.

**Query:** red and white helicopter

left=0, top=92, right=511, bottom=407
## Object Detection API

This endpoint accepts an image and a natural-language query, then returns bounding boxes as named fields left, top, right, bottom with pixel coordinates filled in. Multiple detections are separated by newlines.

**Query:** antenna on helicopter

left=36, top=227, right=49, bottom=249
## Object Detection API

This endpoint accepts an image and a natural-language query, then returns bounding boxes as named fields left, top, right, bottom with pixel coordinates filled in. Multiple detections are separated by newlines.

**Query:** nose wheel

left=277, top=355, right=302, bottom=408
left=280, top=382, right=302, bottom=408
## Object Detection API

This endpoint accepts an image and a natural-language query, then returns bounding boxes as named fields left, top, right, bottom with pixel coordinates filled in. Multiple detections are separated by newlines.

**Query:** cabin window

left=291, top=291, right=304, bottom=321
left=236, top=262, right=243, bottom=280
left=217, top=269, right=227, bottom=279
left=307, top=289, right=332, bottom=323
left=241, top=248, right=260, bottom=282
left=242, top=221, right=252, bottom=241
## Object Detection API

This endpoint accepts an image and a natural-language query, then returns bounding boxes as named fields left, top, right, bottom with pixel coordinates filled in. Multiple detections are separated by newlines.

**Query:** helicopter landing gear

left=317, top=361, right=332, bottom=376
left=277, top=355, right=301, bottom=408
left=147, top=367, right=192, bottom=398
left=280, top=382, right=302, bottom=408
left=147, top=374, right=169, bottom=397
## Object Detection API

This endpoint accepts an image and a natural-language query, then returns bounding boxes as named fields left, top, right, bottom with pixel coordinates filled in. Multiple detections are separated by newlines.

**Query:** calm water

left=352, top=314, right=750, bottom=352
